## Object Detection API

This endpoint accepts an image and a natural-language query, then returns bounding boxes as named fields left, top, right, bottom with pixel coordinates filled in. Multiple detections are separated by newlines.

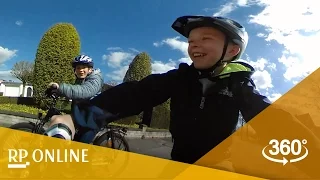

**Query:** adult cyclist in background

left=44, top=54, right=104, bottom=143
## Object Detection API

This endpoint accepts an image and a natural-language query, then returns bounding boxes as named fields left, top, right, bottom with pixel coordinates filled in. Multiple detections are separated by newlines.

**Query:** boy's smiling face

left=187, top=26, right=240, bottom=69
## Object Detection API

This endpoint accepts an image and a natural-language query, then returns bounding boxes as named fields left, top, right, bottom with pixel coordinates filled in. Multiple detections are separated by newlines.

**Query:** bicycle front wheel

left=9, top=122, right=42, bottom=133
left=91, top=131, right=130, bottom=178
left=0, top=122, right=45, bottom=178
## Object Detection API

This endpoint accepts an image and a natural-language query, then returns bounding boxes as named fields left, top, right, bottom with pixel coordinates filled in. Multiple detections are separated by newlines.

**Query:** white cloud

left=0, top=46, right=17, bottom=64
left=15, top=20, right=23, bottom=26
left=102, top=48, right=139, bottom=81
left=106, top=65, right=129, bottom=82
left=213, top=2, right=237, bottom=16
left=257, top=33, right=267, bottom=38
left=292, top=81, right=299, bottom=85
left=248, top=0, right=320, bottom=82
left=152, top=60, right=176, bottom=74
left=103, top=48, right=141, bottom=68
left=0, top=46, right=22, bottom=82
left=238, top=57, right=276, bottom=90
left=178, top=57, right=192, bottom=64
left=264, top=90, right=282, bottom=102
left=153, top=37, right=192, bottom=65
left=251, top=70, right=273, bottom=90
left=246, top=57, right=276, bottom=71
left=237, top=0, right=249, bottom=6
left=211, top=0, right=255, bottom=16
left=205, top=0, right=251, bottom=14
left=162, top=37, right=189, bottom=57
left=153, top=42, right=162, bottom=47
left=268, top=93, right=282, bottom=102
left=102, top=51, right=134, bottom=68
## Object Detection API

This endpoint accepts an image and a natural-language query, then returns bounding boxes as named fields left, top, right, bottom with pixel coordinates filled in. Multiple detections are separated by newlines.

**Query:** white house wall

left=4, top=86, right=20, bottom=97
left=0, top=84, right=5, bottom=94
left=1, top=84, right=33, bottom=97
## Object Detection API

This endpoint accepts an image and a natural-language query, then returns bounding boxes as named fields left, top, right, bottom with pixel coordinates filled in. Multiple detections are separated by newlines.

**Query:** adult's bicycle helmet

left=72, top=55, right=94, bottom=68
left=171, top=15, right=248, bottom=62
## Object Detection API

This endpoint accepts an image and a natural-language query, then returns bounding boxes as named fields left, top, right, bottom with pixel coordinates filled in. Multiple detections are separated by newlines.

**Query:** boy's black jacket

left=87, top=62, right=272, bottom=164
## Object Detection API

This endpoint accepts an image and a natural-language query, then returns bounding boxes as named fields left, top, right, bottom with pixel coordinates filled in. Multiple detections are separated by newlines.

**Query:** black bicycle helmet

left=171, top=15, right=248, bottom=62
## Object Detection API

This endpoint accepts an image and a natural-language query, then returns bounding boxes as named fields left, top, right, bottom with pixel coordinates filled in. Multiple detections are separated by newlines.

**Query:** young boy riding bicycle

left=69, top=15, right=270, bottom=165
left=44, top=16, right=320, bottom=178
left=48, top=15, right=269, bottom=163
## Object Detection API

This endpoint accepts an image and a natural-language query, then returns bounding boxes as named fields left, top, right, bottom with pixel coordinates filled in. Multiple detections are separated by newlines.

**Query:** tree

left=10, top=60, right=34, bottom=97
left=123, top=52, right=152, bottom=82
left=33, top=23, right=81, bottom=106
left=149, top=99, right=171, bottom=129
left=118, top=52, right=152, bottom=125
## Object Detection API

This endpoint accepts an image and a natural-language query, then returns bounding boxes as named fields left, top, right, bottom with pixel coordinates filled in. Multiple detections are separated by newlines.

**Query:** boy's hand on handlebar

left=45, top=88, right=58, bottom=97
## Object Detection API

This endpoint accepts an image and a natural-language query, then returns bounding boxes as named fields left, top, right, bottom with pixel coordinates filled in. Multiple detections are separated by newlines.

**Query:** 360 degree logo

left=262, top=139, right=308, bottom=166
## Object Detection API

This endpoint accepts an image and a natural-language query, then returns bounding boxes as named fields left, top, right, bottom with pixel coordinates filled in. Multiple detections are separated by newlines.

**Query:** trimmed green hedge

left=0, top=104, right=47, bottom=116
left=0, top=96, right=170, bottom=130
left=0, top=103, right=169, bottom=130
left=0, top=96, right=71, bottom=113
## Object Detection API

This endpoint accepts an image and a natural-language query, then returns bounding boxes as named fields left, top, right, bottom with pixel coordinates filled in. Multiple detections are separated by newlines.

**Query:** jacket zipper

left=195, top=96, right=206, bottom=121
left=199, top=96, right=206, bottom=109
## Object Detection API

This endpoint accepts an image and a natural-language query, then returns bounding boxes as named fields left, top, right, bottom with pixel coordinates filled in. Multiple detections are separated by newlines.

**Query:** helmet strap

left=219, top=36, right=230, bottom=62
left=208, top=36, right=229, bottom=76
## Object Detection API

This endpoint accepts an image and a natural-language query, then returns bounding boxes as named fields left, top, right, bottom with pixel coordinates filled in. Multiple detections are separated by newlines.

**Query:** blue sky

left=0, top=0, right=318, bottom=102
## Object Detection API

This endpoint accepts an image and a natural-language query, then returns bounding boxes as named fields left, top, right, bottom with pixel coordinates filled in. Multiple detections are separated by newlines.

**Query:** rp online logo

left=262, top=139, right=308, bottom=165
left=7, top=149, right=31, bottom=169
left=7, top=148, right=90, bottom=169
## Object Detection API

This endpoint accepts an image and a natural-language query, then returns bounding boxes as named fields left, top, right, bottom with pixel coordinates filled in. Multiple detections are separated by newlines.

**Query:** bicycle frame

left=28, top=94, right=62, bottom=134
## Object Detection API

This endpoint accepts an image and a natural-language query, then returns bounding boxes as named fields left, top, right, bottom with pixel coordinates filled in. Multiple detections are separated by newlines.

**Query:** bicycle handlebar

left=45, top=87, right=58, bottom=98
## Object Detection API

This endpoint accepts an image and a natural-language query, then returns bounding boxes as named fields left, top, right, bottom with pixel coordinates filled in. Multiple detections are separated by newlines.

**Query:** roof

left=0, top=81, right=32, bottom=86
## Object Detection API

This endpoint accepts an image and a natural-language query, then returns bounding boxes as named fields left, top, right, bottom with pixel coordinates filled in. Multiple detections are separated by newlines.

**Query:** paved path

left=0, top=113, right=172, bottom=138
left=126, top=137, right=172, bottom=160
